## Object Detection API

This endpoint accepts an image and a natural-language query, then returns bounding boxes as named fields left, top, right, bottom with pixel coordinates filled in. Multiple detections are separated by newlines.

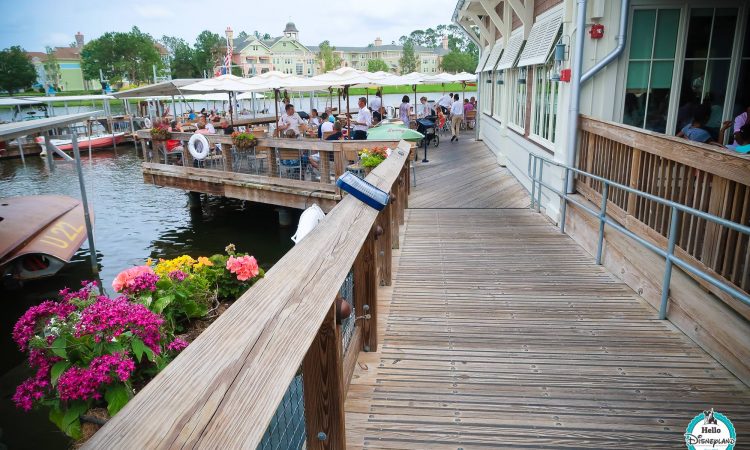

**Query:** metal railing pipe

left=659, top=207, right=680, bottom=319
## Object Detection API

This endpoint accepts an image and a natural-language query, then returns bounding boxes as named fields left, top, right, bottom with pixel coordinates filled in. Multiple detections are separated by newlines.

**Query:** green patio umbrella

left=366, top=123, right=424, bottom=141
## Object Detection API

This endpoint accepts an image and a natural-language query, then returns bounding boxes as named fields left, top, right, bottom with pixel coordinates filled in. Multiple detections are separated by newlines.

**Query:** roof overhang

left=0, top=111, right=101, bottom=141
left=112, top=79, right=204, bottom=99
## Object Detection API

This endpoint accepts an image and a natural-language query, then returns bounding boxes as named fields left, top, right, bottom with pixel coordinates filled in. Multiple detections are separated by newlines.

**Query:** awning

left=23, top=95, right=116, bottom=102
left=0, top=98, right=43, bottom=106
left=517, top=9, right=564, bottom=68
left=475, top=45, right=492, bottom=74
left=495, top=32, right=525, bottom=71
left=0, top=111, right=102, bottom=141
left=112, top=79, right=204, bottom=98
left=482, top=40, right=504, bottom=72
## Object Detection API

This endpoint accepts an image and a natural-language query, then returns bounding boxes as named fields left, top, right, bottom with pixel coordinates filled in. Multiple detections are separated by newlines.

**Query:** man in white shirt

left=352, top=97, right=371, bottom=140
left=369, top=92, right=383, bottom=122
left=277, top=104, right=305, bottom=137
left=438, top=92, right=453, bottom=114
left=450, top=94, right=463, bottom=142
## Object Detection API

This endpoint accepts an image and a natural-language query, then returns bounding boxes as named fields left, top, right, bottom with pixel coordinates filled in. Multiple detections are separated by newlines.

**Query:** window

left=623, top=8, right=680, bottom=133
left=493, top=70, right=503, bottom=118
left=530, top=62, right=560, bottom=144
left=734, top=13, right=750, bottom=119
left=481, top=72, right=492, bottom=115
left=676, top=7, right=739, bottom=137
left=508, top=68, right=527, bottom=130
left=296, top=63, right=303, bottom=75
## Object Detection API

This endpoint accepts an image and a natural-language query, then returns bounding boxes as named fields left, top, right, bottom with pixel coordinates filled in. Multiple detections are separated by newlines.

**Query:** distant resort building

left=230, top=22, right=451, bottom=76
left=26, top=33, right=170, bottom=92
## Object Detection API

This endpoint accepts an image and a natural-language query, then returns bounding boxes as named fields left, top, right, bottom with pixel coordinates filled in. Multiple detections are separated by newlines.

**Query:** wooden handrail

left=579, top=115, right=750, bottom=186
left=84, top=142, right=411, bottom=449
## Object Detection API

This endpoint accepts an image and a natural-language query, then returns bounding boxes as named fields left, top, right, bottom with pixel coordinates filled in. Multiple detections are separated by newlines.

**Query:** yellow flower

left=146, top=258, right=153, bottom=267
left=193, top=256, right=214, bottom=271
left=154, top=255, right=197, bottom=278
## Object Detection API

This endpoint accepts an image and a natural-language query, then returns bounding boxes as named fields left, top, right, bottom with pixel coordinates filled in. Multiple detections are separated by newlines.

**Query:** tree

left=317, top=40, right=341, bottom=72
left=399, top=40, right=417, bottom=74
left=43, top=46, right=61, bottom=91
left=0, top=46, right=37, bottom=93
left=161, top=36, right=199, bottom=78
left=237, top=31, right=249, bottom=41
left=194, top=30, right=224, bottom=75
left=440, top=50, right=477, bottom=73
left=81, top=27, right=161, bottom=85
left=367, top=58, right=389, bottom=73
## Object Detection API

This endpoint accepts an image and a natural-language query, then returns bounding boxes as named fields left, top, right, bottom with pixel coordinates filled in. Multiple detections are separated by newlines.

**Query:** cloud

left=134, top=5, right=174, bottom=19
left=45, top=32, right=72, bottom=47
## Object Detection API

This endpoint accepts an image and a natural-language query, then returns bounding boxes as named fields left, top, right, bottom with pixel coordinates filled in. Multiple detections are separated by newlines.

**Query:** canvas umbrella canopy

left=450, top=72, right=477, bottom=103
left=182, top=74, right=259, bottom=125
left=310, top=67, right=378, bottom=128
left=366, top=123, right=424, bottom=141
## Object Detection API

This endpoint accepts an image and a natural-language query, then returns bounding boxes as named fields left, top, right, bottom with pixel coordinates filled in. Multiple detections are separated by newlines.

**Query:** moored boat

left=0, top=195, right=92, bottom=287
left=37, top=132, right=125, bottom=156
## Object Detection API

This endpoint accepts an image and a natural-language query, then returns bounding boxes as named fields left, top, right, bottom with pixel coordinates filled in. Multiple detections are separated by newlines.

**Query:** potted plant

left=231, top=131, right=258, bottom=149
left=358, top=146, right=389, bottom=175
left=150, top=124, right=170, bottom=142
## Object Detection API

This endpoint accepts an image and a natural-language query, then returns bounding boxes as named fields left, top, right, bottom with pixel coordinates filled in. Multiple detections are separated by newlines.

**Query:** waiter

left=352, top=97, right=372, bottom=140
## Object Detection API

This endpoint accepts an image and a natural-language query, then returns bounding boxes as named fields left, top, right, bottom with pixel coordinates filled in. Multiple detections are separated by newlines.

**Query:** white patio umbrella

left=182, top=74, right=258, bottom=124
left=449, top=72, right=478, bottom=103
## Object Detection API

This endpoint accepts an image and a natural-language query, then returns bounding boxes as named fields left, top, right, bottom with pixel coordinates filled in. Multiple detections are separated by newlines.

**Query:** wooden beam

left=302, top=302, right=346, bottom=450
left=353, top=230, right=378, bottom=352
left=507, top=0, right=534, bottom=36
left=463, top=10, right=493, bottom=46
left=479, top=0, right=506, bottom=38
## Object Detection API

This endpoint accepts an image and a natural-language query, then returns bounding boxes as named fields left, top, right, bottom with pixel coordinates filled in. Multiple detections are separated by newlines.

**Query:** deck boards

left=345, top=140, right=750, bottom=449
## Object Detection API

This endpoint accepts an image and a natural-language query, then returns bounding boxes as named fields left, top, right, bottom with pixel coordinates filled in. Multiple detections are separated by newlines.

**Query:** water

left=0, top=147, right=297, bottom=449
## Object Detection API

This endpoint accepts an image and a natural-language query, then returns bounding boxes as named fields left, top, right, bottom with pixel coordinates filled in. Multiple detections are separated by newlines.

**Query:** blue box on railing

left=336, top=172, right=390, bottom=211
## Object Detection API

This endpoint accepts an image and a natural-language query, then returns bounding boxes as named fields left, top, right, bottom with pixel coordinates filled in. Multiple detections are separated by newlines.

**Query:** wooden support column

left=302, top=302, right=346, bottom=450
left=353, top=231, right=377, bottom=352
left=397, top=172, right=406, bottom=225
left=140, top=138, right=150, bottom=161
left=390, top=190, right=400, bottom=249
left=702, top=177, right=730, bottom=269
left=222, top=143, right=233, bottom=172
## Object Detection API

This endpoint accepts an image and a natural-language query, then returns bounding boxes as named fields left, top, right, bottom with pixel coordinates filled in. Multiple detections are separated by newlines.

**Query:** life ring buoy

left=143, top=117, right=153, bottom=128
left=188, top=133, right=210, bottom=160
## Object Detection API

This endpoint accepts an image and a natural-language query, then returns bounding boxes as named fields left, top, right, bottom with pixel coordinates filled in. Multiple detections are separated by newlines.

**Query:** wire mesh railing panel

left=256, top=373, right=306, bottom=450
left=339, top=271, right=355, bottom=353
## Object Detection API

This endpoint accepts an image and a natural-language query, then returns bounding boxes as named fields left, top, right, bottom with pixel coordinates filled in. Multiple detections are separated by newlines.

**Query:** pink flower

left=76, top=296, right=164, bottom=353
left=226, top=255, right=260, bottom=281
left=168, top=270, right=188, bottom=281
left=112, top=266, right=156, bottom=293
left=12, top=301, right=74, bottom=351
left=57, top=353, right=135, bottom=402
left=167, top=338, right=189, bottom=352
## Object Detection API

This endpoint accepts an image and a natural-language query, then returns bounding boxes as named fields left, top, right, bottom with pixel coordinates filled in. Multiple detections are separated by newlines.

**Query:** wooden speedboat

left=37, top=132, right=125, bottom=155
left=0, top=195, right=92, bottom=285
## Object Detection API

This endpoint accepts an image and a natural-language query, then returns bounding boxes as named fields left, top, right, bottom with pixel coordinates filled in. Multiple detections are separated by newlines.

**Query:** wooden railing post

left=354, top=231, right=377, bottom=352
left=627, top=148, right=642, bottom=215
left=302, top=302, right=346, bottom=450
left=222, top=143, right=233, bottom=172
left=376, top=205, right=392, bottom=286
left=390, top=190, right=400, bottom=249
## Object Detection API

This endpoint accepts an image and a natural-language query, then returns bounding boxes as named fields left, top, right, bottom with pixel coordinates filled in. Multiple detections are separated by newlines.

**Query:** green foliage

left=399, top=24, right=479, bottom=59
left=367, top=59, right=389, bottom=73
left=161, top=36, right=199, bottom=78
left=43, top=47, right=61, bottom=91
left=81, top=27, right=162, bottom=84
left=200, top=254, right=265, bottom=300
left=194, top=30, right=225, bottom=75
left=440, top=50, right=478, bottom=73
left=318, top=40, right=341, bottom=72
left=0, top=46, right=37, bottom=93
left=399, top=40, right=417, bottom=74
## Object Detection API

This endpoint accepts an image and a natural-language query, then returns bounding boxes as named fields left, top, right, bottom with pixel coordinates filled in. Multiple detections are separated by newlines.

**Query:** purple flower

left=168, top=270, right=188, bottom=282
left=56, top=353, right=135, bottom=402
left=76, top=296, right=164, bottom=353
left=12, top=301, right=74, bottom=351
left=121, top=272, right=159, bottom=295
left=167, top=338, right=189, bottom=352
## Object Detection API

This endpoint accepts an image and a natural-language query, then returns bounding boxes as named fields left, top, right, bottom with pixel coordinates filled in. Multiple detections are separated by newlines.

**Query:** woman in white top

left=399, top=96, right=411, bottom=126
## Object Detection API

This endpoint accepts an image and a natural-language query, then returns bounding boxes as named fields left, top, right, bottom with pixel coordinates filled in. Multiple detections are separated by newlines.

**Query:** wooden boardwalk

left=345, top=139, right=750, bottom=449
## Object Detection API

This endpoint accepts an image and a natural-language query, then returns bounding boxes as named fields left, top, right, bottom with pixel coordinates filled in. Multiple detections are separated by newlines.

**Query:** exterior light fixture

left=550, top=36, right=570, bottom=82
left=518, top=66, right=527, bottom=84
left=496, top=70, right=504, bottom=85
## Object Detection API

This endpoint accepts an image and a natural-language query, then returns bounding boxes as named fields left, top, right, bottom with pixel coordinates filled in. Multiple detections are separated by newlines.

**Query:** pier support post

left=276, top=207, right=293, bottom=227
left=376, top=206, right=392, bottom=286
left=187, top=191, right=202, bottom=209
left=302, top=302, right=346, bottom=450
left=354, top=230, right=377, bottom=352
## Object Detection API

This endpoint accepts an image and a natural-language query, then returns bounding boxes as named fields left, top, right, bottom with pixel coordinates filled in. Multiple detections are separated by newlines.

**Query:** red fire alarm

left=590, top=24, right=605, bottom=39
left=560, top=68, right=571, bottom=82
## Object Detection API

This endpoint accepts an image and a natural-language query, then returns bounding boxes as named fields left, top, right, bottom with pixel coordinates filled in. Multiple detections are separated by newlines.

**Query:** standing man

left=369, top=91, right=383, bottom=122
left=450, top=94, right=463, bottom=142
left=438, top=92, right=453, bottom=115
left=352, top=97, right=371, bottom=140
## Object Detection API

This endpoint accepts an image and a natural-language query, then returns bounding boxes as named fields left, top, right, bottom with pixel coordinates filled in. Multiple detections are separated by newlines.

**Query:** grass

left=349, top=83, right=476, bottom=95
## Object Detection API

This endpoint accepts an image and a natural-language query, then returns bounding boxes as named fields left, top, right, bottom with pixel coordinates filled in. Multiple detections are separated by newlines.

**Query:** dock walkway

left=345, top=138, right=750, bottom=448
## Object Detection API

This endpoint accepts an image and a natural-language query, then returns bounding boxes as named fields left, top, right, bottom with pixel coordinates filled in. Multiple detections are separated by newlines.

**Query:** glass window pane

left=744, top=16, right=750, bottom=58
left=710, top=8, right=737, bottom=58
left=685, top=9, right=713, bottom=59
left=623, top=92, right=645, bottom=128
left=651, top=61, right=674, bottom=89
left=626, top=61, right=650, bottom=89
left=630, top=10, right=656, bottom=59
left=677, top=60, right=706, bottom=131
left=733, top=60, right=750, bottom=118
left=654, top=9, right=680, bottom=59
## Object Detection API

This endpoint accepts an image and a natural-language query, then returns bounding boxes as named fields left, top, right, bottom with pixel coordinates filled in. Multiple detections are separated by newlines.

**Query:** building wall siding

left=534, top=0, right=564, bottom=18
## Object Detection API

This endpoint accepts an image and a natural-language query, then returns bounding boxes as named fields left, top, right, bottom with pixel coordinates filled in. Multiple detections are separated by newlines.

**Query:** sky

left=1, top=0, right=459, bottom=51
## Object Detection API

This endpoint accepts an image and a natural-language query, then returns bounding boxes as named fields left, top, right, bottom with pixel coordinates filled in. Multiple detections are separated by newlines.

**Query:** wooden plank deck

left=345, top=140, right=750, bottom=449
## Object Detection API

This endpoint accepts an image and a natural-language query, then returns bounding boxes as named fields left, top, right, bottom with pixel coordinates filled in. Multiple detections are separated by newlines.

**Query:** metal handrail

left=527, top=153, right=750, bottom=318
